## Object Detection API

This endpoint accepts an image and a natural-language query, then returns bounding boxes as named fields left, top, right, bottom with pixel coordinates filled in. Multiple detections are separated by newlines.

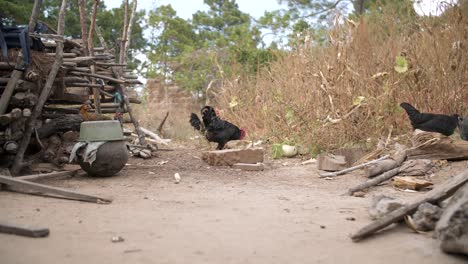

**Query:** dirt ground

left=1, top=147, right=467, bottom=264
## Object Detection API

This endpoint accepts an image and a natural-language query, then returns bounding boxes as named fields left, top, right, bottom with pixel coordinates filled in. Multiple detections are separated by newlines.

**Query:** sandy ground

left=1, top=147, right=467, bottom=264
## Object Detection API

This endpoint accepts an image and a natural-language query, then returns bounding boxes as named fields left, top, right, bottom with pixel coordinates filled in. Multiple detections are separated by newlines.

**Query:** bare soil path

left=1, top=148, right=466, bottom=264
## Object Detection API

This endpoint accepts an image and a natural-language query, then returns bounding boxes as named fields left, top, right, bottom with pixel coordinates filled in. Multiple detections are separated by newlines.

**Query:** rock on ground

left=369, top=195, right=405, bottom=220
left=435, top=182, right=468, bottom=256
left=412, top=202, right=442, bottom=231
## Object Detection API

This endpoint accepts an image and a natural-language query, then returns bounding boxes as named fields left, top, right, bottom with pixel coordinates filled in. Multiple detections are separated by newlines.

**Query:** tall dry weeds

left=217, top=5, right=467, bottom=154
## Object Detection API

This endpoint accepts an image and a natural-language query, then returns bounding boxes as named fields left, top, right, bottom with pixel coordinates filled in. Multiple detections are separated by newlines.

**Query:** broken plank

left=351, top=169, right=468, bottom=242
left=0, top=175, right=112, bottom=204
left=0, top=222, right=49, bottom=238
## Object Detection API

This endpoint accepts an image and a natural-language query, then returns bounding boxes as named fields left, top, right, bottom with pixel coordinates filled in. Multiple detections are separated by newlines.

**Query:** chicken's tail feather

left=190, top=113, right=202, bottom=131
left=400, top=102, right=420, bottom=117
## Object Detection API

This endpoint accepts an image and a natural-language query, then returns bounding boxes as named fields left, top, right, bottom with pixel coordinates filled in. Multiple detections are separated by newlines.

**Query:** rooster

left=400, top=102, right=460, bottom=136
left=190, top=106, right=246, bottom=150
left=79, top=103, right=112, bottom=121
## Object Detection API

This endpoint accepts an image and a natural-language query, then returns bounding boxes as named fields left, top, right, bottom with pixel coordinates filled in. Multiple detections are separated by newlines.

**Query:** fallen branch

left=319, top=155, right=390, bottom=178
left=0, top=175, right=112, bottom=204
left=347, top=167, right=400, bottom=195
left=16, top=169, right=80, bottom=181
left=351, top=169, right=468, bottom=242
left=0, top=222, right=49, bottom=238
left=139, top=127, right=170, bottom=145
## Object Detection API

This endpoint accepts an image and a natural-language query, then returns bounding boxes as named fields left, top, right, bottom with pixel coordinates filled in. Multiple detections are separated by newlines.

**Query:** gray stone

left=369, top=195, right=405, bottom=220
left=435, top=183, right=468, bottom=256
left=412, top=202, right=442, bottom=231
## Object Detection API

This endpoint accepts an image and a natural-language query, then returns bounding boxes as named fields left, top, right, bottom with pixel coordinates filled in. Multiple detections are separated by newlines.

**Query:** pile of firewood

left=0, top=1, right=147, bottom=174
left=317, top=130, right=468, bottom=256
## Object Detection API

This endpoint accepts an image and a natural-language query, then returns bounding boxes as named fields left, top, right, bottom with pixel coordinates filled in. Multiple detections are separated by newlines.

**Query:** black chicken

left=400, top=102, right=460, bottom=136
left=190, top=106, right=246, bottom=150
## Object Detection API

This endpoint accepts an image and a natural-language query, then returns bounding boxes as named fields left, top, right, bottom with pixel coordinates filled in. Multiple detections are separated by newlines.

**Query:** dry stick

left=319, top=155, right=390, bottom=178
left=88, top=0, right=101, bottom=113
left=16, top=170, right=80, bottom=181
left=123, top=0, right=137, bottom=64
left=77, top=0, right=89, bottom=56
left=10, top=0, right=67, bottom=175
left=28, top=0, right=43, bottom=32
left=346, top=167, right=400, bottom=195
left=351, top=169, right=468, bottom=242
left=119, top=0, right=129, bottom=75
left=69, top=71, right=125, bottom=84
left=0, top=55, right=24, bottom=115
left=0, top=222, right=49, bottom=238
left=157, top=111, right=169, bottom=134
left=0, top=175, right=112, bottom=204
left=364, top=148, right=408, bottom=178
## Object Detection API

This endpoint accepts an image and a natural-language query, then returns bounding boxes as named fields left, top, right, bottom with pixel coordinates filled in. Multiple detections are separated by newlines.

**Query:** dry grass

left=216, top=5, right=467, bottom=154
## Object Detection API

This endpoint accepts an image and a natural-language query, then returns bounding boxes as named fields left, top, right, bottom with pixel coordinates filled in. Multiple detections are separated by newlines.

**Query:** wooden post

left=28, top=0, right=43, bottom=32
left=0, top=55, right=24, bottom=115
left=11, top=0, right=68, bottom=175
left=77, top=0, right=89, bottom=56
left=123, top=0, right=137, bottom=63
left=88, top=0, right=101, bottom=114
left=119, top=0, right=129, bottom=74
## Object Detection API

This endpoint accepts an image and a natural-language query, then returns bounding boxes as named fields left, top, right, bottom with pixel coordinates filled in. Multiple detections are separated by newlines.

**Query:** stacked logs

left=0, top=34, right=142, bottom=169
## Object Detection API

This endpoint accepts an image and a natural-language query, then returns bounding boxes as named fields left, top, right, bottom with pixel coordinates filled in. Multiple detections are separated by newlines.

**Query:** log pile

left=0, top=7, right=145, bottom=174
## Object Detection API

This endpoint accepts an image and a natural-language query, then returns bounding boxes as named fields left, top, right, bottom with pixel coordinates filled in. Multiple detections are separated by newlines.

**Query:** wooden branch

left=0, top=222, right=49, bottom=238
left=347, top=167, right=400, bottom=195
left=17, top=169, right=79, bottom=181
left=11, top=0, right=67, bottom=176
left=124, top=0, right=137, bottom=60
left=157, top=111, right=169, bottom=134
left=78, top=0, right=89, bottom=56
left=88, top=0, right=101, bottom=114
left=0, top=175, right=112, bottom=204
left=365, top=150, right=407, bottom=178
left=140, top=127, right=169, bottom=145
left=70, top=71, right=125, bottom=84
left=319, top=155, right=390, bottom=178
left=0, top=54, right=24, bottom=115
left=28, top=0, right=43, bottom=33
left=94, top=26, right=109, bottom=51
left=119, top=0, right=129, bottom=68
left=351, top=169, right=468, bottom=241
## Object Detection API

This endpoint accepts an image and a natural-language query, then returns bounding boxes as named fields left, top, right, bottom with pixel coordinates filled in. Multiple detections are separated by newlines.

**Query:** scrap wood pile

left=0, top=0, right=165, bottom=176
left=317, top=130, right=468, bottom=256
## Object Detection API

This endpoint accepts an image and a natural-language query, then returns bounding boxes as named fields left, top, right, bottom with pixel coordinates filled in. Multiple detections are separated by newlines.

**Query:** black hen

left=190, top=106, right=246, bottom=150
left=400, top=102, right=459, bottom=136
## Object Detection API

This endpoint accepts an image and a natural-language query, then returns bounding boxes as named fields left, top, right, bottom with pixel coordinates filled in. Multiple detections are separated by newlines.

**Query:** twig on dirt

left=319, top=155, right=390, bottom=178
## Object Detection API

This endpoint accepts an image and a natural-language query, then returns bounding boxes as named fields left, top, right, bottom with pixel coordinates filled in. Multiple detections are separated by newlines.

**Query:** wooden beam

left=0, top=222, right=49, bottom=238
left=0, top=175, right=112, bottom=204
left=351, top=169, right=468, bottom=242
